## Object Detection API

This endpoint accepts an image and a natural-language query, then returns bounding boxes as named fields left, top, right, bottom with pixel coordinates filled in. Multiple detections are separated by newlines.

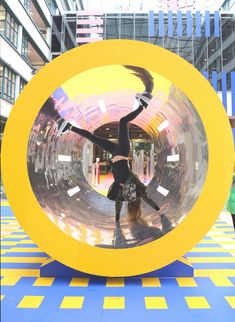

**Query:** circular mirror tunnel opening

left=27, top=64, right=208, bottom=249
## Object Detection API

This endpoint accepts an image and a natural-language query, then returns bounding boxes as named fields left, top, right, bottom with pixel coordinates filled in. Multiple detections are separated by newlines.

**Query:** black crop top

left=111, top=160, right=130, bottom=184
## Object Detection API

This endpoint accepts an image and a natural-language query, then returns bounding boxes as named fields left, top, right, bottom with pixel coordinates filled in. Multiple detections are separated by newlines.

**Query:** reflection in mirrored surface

left=27, top=65, right=208, bottom=248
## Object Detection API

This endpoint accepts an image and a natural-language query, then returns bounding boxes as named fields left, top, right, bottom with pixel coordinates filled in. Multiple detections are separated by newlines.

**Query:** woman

left=61, top=93, right=168, bottom=222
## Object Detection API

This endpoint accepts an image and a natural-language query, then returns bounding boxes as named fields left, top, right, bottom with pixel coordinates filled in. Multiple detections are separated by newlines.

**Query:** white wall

left=0, top=36, right=33, bottom=81
left=0, top=99, right=13, bottom=118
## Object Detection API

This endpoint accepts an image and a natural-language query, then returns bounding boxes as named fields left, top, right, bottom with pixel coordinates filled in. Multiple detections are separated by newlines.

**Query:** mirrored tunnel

left=27, top=65, right=208, bottom=248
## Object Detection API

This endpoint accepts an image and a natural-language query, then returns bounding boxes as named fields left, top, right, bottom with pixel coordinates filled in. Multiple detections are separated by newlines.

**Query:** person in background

left=226, top=172, right=235, bottom=230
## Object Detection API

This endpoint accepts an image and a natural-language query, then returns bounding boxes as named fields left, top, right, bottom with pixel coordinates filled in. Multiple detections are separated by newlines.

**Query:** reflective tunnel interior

left=27, top=65, right=208, bottom=248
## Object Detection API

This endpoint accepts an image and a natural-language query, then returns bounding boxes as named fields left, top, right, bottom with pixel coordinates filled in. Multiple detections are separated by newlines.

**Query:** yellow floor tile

left=190, top=247, right=232, bottom=253
left=17, top=296, right=44, bottom=308
left=198, top=240, right=223, bottom=244
left=217, top=241, right=235, bottom=245
left=185, top=296, right=210, bottom=309
left=18, top=240, right=35, bottom=244
left=176, top=278, right=198, bottom=287
left=9, top=247, right=43, bottom=253
left=141, top=277, right=161, bottom=287
left=145, top=297, right=168, bottom=309
left=0, top=295, right=5, bottom=301
left=106, top=278, right=125, bottom=287
left=210, top=276, right=234, bottom=287
left=211, top=234, right=235, bottom=238
left=103, top=297, right=125, bottom=309
left=69, top=278, right=89, bottom=287
left=0, top=201, right=9, bottom=206
left=1, top=275, right=21, bottom=286
left=224, top=296, right=235, bottom=308
left=6, top=236, right=27, bottom=239
left=1, top=269, right=40, bottom=277
left=3, top=235, right=26, bottom=239
left=0, top=242, right=17, bottom=245
left=2, top=227, right=16, bottom=230
left=33, top=277, right=55, bottom=286
left=60, top=296, right=84, bottom=309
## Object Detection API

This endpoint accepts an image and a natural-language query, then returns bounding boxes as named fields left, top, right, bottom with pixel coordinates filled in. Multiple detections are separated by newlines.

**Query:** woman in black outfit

left=62, top=93, right=169, bottom=224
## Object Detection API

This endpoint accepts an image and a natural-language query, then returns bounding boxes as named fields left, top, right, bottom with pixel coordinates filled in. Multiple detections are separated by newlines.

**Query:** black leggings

left=70, top=105, right=144, bottom=156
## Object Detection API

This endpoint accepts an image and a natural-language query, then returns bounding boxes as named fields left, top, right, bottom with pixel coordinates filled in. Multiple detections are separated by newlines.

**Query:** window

left=46, top=0, right=57, bottom=15
left=0, top=5, right=5, bottom=34
left=5, top=11, right=18, bottom=48
left=222, top=19, right=233, bottom=42
left=223, top=42, right=235, bottom=66
left=22, top=33, right=29, bottom=59
left=0, top=65, right=17, bottom=103
left=20, top=78, right=27, bottom=93
left=24, top=0, right=31, bottom=12
left=0, top=64, right=3, bottom=98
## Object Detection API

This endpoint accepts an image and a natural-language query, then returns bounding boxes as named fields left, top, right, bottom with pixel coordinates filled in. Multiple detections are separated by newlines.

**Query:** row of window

left=0, top=65, right=27, bottom=103
left=0, top=5, right=29, bottom=59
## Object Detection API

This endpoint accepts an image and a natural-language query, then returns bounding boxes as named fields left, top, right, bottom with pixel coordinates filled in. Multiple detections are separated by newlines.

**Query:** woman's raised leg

left=117, top=105, right=144, bottom=156
left=63, top=124, right=115, bottom=154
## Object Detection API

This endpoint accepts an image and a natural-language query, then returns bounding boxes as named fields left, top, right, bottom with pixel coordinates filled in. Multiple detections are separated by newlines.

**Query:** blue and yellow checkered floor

left=1, top=203, right=235, bottom=322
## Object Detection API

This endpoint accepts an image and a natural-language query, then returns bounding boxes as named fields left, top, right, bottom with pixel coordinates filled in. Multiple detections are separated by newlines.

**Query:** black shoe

left=58, top=120, right=72, bottom=136
left=142, top=91, right=153, bottom=100
left=136, top=92, right=152, bottom=108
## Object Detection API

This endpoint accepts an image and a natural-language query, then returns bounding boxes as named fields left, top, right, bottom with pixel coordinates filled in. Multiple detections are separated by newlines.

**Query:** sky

left=82, top=0, right=226, bottom=12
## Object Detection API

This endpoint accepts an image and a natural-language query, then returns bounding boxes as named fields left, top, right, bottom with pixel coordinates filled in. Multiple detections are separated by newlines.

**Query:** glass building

left=59, top=11, right=235, bottom=89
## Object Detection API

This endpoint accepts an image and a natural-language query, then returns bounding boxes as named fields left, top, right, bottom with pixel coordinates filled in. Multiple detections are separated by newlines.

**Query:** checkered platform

left=1, top=203, right=235, bottom=322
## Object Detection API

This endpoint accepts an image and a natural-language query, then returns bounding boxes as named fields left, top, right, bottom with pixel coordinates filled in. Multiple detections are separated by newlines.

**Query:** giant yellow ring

left=2, top=40, right=234, bottom=276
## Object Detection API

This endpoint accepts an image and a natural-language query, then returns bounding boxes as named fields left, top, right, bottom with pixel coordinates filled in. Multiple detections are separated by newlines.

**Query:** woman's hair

left=127, top=198, right=142, bottom=221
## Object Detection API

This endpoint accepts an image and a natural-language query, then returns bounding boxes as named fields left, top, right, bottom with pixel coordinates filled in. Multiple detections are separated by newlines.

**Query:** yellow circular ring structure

left=2, top=40, right=234, bottom=277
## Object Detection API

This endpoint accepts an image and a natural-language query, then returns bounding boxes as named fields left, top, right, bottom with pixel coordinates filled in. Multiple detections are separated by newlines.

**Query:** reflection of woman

left=129, top=217, right=163, bottom=246
left=226, top=173, right=235, bottom=230
left=128, top=200, right=172, bottom=244
left=62, top=94, right=168, bottom=222
left=96, top=215, right=172, bottom=249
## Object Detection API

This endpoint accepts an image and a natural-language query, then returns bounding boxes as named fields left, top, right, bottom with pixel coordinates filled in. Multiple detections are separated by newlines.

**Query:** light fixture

left=156, top=185, right=169, bottom=196
left=167, top=154, right=179, bottom=162
left=58, top=155, right=71, bottom=162
left=157, top=120, right=169, bottom=132
left=67, top=186, right=81, bottom=197
left=98, top=99, right=107, bottom=113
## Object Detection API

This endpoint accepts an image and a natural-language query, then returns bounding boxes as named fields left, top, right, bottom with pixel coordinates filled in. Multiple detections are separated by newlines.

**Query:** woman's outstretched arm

left=142, top=192, right=160, bottom=211
left=115, top=200, right=123, bottom=222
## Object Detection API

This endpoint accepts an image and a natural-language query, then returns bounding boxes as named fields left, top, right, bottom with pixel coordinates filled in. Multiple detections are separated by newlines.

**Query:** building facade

left=0, top=2, right=234, bottom=137
left=54, top=9, right=234, bottom=115
left=0, top=0, right=84, bottom=140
